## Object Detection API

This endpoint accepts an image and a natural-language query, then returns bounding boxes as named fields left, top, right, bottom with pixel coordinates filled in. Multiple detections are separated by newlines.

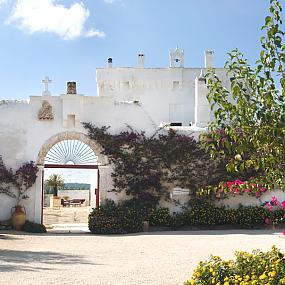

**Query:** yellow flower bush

left=184, top=246, right=285, bottom=285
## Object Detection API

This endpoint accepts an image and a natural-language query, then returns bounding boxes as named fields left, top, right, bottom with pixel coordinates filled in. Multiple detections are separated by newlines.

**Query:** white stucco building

left=0, top=48, right=235, bottom=223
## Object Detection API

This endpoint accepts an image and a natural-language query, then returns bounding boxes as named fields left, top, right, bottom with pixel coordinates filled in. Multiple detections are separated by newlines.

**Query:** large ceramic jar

left=11, top=205, right=26, bottom=230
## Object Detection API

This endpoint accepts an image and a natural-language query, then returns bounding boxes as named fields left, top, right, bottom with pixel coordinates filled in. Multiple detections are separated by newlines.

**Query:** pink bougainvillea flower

left=271, top=196, right=278, bottom=206
left=265, top=202, right=273, bottom=211
left=255, top=192, right=261, bottom=198
left=265, top=218, right=271, bottom=225
left=235, top=179, right=243, bottom=185
left=260, top=187, right=266, bottom=192
left=244, top=188, right=250, bottom=193
left=281, top=201, right=285, bottom=209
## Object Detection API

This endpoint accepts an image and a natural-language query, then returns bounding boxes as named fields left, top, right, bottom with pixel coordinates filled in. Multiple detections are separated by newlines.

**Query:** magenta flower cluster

left=263, top=196, right=285, bottom=235
left=220, top=178, right=267, bottom=197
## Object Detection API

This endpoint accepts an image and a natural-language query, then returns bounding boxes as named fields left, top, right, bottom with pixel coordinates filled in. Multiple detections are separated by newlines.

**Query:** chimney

left=138, top=54, right=145, bottom=68
left=205, top=50, right=214, bottom=68
left=67, top=82, right=77, bottom=94
left=108, top=57, right=113, bottom=68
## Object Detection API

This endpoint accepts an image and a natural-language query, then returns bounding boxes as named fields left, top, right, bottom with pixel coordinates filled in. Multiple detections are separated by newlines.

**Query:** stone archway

left=33, top=131, right=112, bottom=224
left=37, top=131, right=108, bottom=166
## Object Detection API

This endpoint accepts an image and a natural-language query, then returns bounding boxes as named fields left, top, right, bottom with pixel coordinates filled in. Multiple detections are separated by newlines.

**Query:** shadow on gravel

left=0, top=234, right=22, bottom=240
left=0, top=249, right=98, bottom=272
left=1, top=229, right=284, bottom=238
left=90, top=229, right=285, bottom=237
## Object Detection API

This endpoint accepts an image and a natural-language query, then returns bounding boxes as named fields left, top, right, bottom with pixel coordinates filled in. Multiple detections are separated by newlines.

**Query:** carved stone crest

left=38, top=100, right=54, bottom=120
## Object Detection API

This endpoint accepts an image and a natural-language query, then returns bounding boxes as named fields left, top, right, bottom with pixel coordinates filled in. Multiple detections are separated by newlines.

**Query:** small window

left=123, top=81, right=130, bottom=89
left=173, top=81, right=180, bottom=90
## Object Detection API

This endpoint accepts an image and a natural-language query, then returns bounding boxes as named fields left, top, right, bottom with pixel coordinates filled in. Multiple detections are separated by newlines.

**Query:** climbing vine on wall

left=83, top=123, right=242, bottom=206
left=0, top=158, right=38, bottom=204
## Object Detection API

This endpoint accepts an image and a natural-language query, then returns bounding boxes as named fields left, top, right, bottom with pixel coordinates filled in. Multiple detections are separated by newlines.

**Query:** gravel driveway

left=0, top=230, right=285, bottom=285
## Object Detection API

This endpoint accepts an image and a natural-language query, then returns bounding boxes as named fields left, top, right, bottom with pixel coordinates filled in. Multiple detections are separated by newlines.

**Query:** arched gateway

left=37, top=131, right=107, bottom=166
left=34, top=131, right=111, bottom=224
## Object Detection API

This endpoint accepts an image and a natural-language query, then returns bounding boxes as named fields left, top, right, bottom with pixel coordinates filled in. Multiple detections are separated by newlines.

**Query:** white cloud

left=0, top=0, right=7, bottom=8
left=85, top=28, right=105, bottom=38
left=104, top=0, right=122, bottom=4
left=6, top=0, right=105, bottom=40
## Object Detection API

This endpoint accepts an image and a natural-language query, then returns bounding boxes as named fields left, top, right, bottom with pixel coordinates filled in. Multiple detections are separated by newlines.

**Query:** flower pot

left=11, top=205, right=26, bottom=230
left=50, top=196, right=61, bottom=208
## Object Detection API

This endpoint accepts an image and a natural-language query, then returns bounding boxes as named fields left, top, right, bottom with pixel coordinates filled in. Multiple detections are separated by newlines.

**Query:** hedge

left=88, top=199, right=282, bottom=234
left=88, top=200, right=144, bottom=234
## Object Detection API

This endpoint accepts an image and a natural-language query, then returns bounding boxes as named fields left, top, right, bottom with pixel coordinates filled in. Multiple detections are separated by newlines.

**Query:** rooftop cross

left=42, top=76, right=52, bottom=96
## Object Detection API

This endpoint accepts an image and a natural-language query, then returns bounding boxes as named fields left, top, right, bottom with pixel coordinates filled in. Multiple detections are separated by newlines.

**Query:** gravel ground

left=43, top=206, right=91, bottom=226
left=0, top=230, right=285, bottom=285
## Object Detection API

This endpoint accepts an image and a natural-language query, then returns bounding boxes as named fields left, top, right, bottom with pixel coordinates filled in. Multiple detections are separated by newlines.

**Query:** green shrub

left=22, top=221, right=47, bottom=233
left=182, top=202, right=272, bottom=228
left=235, top=205, right=270, bottom=228
left=88, top=199, right=284, bottom=234
left=148, top=207, right=171, bottom=226
left=169, top=212, right=185, bottom=229
left=88, top=200, right=144, bottom=234
left=183, top=201, right=227, bottom=226
left=185, top=246, right=285, bottom=285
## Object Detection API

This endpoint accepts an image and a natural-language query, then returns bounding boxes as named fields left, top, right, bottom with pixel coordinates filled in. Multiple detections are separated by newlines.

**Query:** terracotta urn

left=11, top=205, right=26, bottom=230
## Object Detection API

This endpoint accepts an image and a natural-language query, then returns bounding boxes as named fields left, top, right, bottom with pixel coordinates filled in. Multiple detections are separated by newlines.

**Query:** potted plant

left=0, top=159, right=38, bottom=230
left=45, top=174, right=64, bottom=208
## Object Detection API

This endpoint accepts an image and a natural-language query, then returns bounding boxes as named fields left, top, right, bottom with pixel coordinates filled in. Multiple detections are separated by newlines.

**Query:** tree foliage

left=45, top=174, right=64, bottom=197
left=204, top=0, right=285, bottom=190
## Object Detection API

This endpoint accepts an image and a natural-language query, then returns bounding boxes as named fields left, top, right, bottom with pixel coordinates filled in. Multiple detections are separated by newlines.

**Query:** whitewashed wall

left=0, top=51, right=232, bottom=222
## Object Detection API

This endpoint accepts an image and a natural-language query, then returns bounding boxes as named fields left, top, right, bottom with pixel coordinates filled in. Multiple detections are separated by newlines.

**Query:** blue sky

left=0, top=0, right=272, bottom=99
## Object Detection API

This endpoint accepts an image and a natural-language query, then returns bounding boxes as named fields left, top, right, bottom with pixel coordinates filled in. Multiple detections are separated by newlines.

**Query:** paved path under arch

left=0, top=230, right=285, bottom=285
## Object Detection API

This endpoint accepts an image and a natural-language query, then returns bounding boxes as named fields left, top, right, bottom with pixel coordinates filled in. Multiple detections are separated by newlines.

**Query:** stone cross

left=42, top=76, right=52, bottom=96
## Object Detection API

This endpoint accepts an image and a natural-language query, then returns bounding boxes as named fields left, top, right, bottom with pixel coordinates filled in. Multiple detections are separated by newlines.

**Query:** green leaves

left=205, top=0, right=285, bottom=190
left=265, top=15, right=273, bottom=26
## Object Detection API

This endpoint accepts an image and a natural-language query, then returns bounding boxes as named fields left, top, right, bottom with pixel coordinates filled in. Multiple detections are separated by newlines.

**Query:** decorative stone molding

left=38, top=100, right=54, bottom=120
left=37, top=131, right=108, bottom=166
left=0, top=100, right=29, bottom=106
